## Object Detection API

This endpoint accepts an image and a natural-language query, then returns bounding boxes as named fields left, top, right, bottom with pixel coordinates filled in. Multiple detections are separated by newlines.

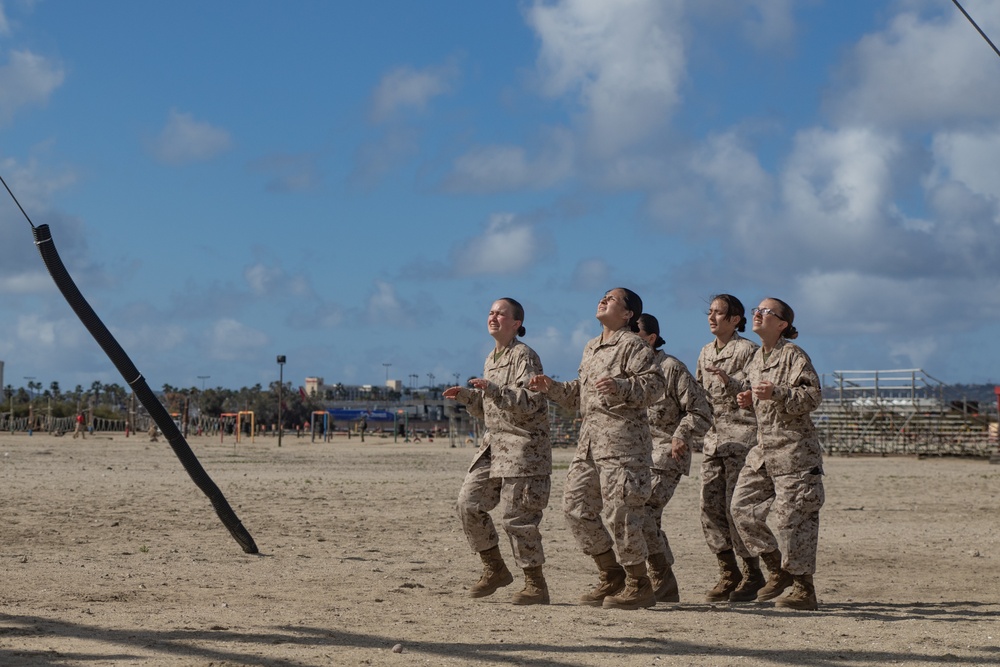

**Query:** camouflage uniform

left=696, top=333, right=758, bottom=558
left=454, top=338, right=552, bottom=568
left=548, top=329, right=665, bottom=567
left=727, top=339, right=825, bottom=575
left=643, top=350, right=713, bottom=564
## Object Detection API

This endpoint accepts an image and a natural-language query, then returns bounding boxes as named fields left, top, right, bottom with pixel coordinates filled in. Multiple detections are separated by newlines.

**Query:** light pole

left=383, top=363, right=392, bottom=385
left=453, top=372, right=460, bottom=386
left=198, top=375, right=210, bottom=392
left=409, top=374, right=418, bottom=390
left=277, top=356, right=286, bottom=447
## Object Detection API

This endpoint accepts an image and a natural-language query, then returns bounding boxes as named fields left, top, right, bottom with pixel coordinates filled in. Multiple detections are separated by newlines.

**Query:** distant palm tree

left=90, top=381, right=103, bottom=407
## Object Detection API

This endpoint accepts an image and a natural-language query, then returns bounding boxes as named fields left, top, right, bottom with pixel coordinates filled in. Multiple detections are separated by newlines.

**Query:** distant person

left=635, top=314, right=712, bottom=603
left=696, top=294, right=762, bottom=602
left=445, top=297, right=552, bottom=605
left=73, top=413, right=86, bottom=439
left=706, top=297, right=824, bottom=610
left=529, top=288, right=665, bottom=610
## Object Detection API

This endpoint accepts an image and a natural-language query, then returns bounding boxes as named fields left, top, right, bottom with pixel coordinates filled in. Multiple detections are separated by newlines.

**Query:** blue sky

left=2, top=0, right=1000, bottom=395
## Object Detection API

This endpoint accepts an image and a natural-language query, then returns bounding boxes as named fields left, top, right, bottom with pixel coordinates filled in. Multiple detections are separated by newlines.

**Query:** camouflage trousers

left=562, top=454, right=652, bottom=567
left=731, top=464, right=825, bottom=575
left=700, top=452, right=751, bottom=558
left=642, top=468, right=684, bottom=565
left=456, top=455, right=551, bottom=568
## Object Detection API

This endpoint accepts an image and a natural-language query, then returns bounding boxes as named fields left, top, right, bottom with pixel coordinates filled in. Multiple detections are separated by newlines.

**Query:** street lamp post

left=277, top=356, right=286, bottom=448
left=198, top=375, right=210, bottom=392
left=453, top=372, right=460, bottom=386
left=383, top=363, right=392, bottom=385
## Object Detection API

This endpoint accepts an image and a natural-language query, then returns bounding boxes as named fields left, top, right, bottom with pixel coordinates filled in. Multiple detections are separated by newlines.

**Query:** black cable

left=0, top=174, right=36, bottom=229
left=952, top=0, right=1000, bottom=60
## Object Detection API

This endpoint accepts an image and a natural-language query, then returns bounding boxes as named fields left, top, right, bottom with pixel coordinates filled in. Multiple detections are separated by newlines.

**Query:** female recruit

left=636, top=313, right=712, bottom=603
left=696, top=295, right=761, bottom=602
left=707, top=297, right=824, bottom=611
left=529, top=288, right=664, bottom=611
left=445, top=298, right=552, bottom=605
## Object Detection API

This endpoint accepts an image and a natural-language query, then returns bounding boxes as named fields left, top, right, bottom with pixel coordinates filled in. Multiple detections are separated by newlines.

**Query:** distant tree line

left=2, top=380, right=325, bottom=430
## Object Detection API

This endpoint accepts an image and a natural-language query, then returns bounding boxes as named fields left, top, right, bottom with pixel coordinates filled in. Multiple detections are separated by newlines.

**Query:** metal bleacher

left=815, top=369, right=997, bottom=458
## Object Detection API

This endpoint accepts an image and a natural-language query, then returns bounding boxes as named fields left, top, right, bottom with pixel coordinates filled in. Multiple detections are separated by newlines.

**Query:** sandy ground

left=1, top=431, right=999, bottom=667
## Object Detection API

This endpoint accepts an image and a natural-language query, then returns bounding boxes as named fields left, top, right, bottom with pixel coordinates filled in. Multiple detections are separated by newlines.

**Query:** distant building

left=386, top=379, right=402, bottom=392
left=304, top=377, right=323, bottom=396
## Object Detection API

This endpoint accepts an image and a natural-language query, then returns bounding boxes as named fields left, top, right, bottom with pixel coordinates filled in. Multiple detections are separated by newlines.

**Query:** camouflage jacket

left=452, top=338, right=551, bottom=477
left=724, top=338, right=823, bottom=476
left=648, top=350, right=713, bottom=475
left=696, top=333, right=759, bottom=458
left=548, top=329, right=664, bottom=464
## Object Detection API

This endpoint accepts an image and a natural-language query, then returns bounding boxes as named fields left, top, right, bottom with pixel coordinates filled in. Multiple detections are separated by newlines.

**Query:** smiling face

left=596, top=288, right=632, bottom=331
left=751, top=298, right=788, bottom=342
left=487, top=299, right=521, bottom=344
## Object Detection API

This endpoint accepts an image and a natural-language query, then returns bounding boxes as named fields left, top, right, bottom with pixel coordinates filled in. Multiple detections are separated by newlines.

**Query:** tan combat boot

left=647, top=552, right=679, bottom=603
left=775, top=574, right=818, bottom=611
left=705, top=549, right=742, bottom=602
left=602, top=562, right=657, bottom=610
left=579, top=549, right=626, bottom=606
left=728, top=556, right=766, bottom=602
left=755, top=549, right=794, bottom=602
left=511, top=565, right=550, bottom=605
left=469, top=545, right=514, bottom=598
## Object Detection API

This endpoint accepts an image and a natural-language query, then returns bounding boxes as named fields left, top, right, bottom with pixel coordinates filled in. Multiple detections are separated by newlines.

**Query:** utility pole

left=276, top=356, right=286, bottom=447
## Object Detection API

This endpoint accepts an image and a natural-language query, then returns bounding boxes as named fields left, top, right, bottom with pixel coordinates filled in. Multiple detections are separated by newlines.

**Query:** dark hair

left=764, top=297, right=798, bottom=340
left=612, top=287, right=643, bottom=332
left=710, top=293, right=747, bottom=332
left=636, top=313, right=665, bottom=349
left=499, top=297, right=526, bottom=337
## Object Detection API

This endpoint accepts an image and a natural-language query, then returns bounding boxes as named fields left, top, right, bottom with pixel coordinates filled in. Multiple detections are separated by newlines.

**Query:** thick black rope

left=2, top=175, right=257, bottom=554
left=952, top=0, right=1000, bottom=60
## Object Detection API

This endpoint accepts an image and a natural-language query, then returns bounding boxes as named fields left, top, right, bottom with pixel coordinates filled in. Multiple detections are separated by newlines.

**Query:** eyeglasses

left=752, top=307, right=784, bottom=320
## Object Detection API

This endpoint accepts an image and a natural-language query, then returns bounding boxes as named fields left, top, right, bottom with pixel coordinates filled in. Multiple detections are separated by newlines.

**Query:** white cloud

left=0, top=49, right=65, bottom=125
left=207, top=319, right=268, bottom=361
left=526, top=0, right=686, bottom=156
left=114, top=322, right=187, bottom=354
left=443, top=127, right=574, bottom=192
left=451, top=213, right=543, bottom=276
left=929, top=126, right=1000, bottom=202
left=780, top=126, right=903, bottom=246
left=16, top=313, right=57, bottom=346
left=363, top=279, right=417, bottom=327
left=828, top=2, right=1000, bottom=127
left=740, top=0, right=795, bottom=50
left=149, top=109, right=233, bottom=165
left=369, top=62, right=457, bottom=123
left=244, top=262, right=310, bottom=298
